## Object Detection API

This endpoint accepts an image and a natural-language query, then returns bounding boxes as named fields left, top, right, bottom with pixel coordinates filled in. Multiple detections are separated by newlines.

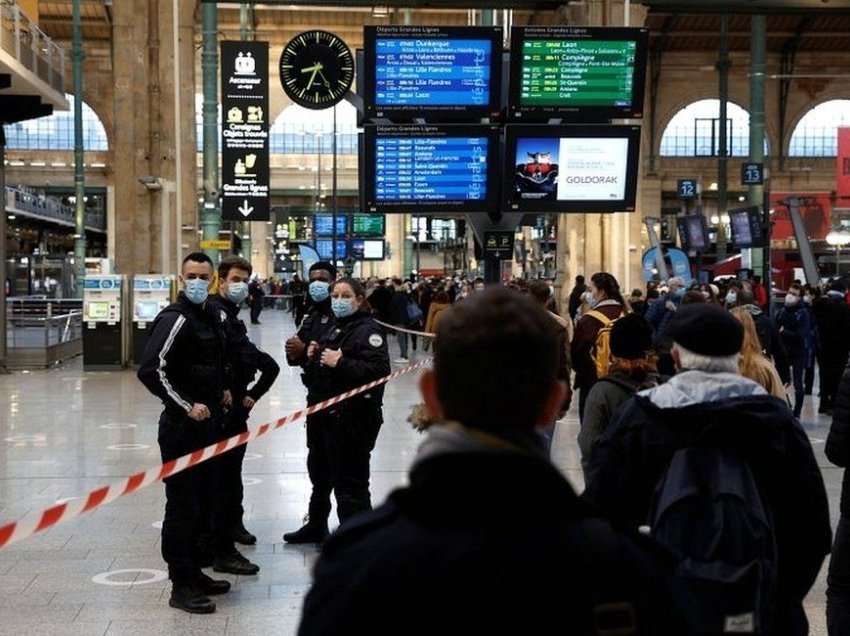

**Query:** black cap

left=610, top=314, right=653, bottom=360
left=309, top=261, right=337, bottom=277
left=829, top=280, right=847, bottom=293
left=666, top=303, right=743, bottom=356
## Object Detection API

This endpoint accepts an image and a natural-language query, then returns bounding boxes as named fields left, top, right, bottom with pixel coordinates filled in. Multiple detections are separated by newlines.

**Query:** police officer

left=209, top=256, right=280, bottom=546
left=137, top=252, right=233, bottom=614
left=283, top=262, right=338, bottom=543
left=284, top=277, right=391, bottom=543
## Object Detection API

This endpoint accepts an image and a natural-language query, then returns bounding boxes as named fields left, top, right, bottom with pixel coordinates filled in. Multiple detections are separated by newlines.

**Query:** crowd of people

left=138, top=256, right=850, bottom=634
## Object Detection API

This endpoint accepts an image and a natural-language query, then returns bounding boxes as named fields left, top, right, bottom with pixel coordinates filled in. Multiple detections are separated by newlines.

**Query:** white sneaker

left=393, top=358, right=409, bottom=365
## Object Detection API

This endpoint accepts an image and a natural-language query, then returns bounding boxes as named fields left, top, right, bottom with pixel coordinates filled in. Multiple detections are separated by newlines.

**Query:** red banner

left=838, top=127, right=850, bottom=203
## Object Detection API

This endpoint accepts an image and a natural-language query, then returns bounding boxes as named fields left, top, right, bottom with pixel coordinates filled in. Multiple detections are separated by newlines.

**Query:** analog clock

left=279, top=30, right=354, bottom=110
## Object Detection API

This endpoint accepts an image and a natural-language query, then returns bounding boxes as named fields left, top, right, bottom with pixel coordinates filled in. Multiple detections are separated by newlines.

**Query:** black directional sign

left=741, top=162, right=764, bottom=186
left=483, top=230, right=515, bottom=260
left=221, top=40, right=270, bottom=221
left=677, top=179, right=698, bottom=200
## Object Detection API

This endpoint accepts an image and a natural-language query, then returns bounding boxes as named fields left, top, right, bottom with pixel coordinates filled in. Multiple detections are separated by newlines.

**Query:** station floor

left=0, top=308, right=839, bottom=635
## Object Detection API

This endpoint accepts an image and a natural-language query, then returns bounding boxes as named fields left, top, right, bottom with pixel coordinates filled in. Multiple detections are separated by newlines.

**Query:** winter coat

left=584, top=370, right=832, bottom=636
left=776, top=304, right=815, bottom=367
left=570, top=300, right=624, bottom=391
left=424, top=302, right=450, bottom=335
left=826, top=364, right=850, bottom=516
left=813, top=295, right=850, bottom=366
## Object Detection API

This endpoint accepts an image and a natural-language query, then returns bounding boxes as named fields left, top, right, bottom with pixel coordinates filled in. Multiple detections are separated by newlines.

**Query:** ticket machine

left=131, top=275, right=175, bottom=366
left=82, top=274, right=128, bottom=370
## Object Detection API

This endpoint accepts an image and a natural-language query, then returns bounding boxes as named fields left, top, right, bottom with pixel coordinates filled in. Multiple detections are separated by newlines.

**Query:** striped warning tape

left=0, top=358, right=432, bottom=550
left=374, top=320, right=436, bottom=339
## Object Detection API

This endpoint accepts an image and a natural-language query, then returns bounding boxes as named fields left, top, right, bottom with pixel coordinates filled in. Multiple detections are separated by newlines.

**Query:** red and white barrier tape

left=0, top=358, right=431, bottom=550
left=374, top=319, right=436, bottom=339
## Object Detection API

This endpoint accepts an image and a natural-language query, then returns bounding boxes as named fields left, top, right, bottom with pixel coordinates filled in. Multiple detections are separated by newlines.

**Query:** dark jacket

left=567, top=282, right=587, bottom=320
left=137, top=293, right=229, bottom=418
left=578, top=371, right=660, bottom=476
left=570, top=300, right=624, bottom=390
left=814, top=294, right=850, bottom=366
left=368, top=285, right=392, bottom=322
left=584, top=371, right=832, bottom=636
left=299, top=441, right=682, bottom=636
left=741, top=303, right=791, bottom=384
left=388, top=289, right=410, bottom=326
left=776, top=303, right=815, bottom=366
left=826, top=364, right=850, bottom=515
left=645, top=292, right=681, bottom=352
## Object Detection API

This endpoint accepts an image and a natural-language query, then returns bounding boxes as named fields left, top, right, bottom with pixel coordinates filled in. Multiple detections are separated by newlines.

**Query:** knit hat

left=309, top=261, right=337, bottom=277
left=610, top=313, right=653, bottom=360
left=666, top=303, right=743, bottom=356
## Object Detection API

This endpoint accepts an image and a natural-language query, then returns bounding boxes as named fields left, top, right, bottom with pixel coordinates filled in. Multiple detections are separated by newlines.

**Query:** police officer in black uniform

left=209, top=256, right=280, bottom=546
left=283, top=262, right=338, bottom=543
left=284, top=277, right=390, bottom=543
left=137, top=252, right=233, bottom=614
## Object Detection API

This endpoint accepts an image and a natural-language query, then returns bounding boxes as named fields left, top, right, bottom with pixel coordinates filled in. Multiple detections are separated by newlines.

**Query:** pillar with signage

left=131, top=275, right=175, bottom=366
left=220, top=41, right=270, bottom=225
left=82, top=274, right=127, bottom=370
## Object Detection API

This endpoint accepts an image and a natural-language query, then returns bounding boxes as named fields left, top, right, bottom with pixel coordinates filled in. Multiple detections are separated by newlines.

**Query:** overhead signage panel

left=221, top=40, right=270, bottom=222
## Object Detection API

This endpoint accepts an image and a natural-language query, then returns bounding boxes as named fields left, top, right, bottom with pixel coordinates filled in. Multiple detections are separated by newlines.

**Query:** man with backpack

left=584, top=303, right=831, bottom=636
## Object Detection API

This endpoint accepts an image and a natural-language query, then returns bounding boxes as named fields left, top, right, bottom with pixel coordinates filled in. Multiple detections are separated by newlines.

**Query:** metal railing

left=0, top=1, right=66, bottom=95
left=6, top=296, right=83, bottom=317
left=5, top=186, right=106, bottom=231
left=5, top=311, right=82, bottom=349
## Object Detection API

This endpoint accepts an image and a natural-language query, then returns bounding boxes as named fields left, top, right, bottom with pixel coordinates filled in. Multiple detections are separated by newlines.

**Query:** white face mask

left=785, top=294, right=800, bottom=307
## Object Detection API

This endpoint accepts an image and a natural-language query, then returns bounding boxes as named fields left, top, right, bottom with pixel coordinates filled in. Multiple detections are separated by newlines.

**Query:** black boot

left=232, top=522, right=257, bottom=546
left=169, top=584, right=216, bottom=614
left=213, top=550, right=260, bottom=576
left=283, top=517, right=329, bottom=545
left=195, top=572, right=231, bottom=596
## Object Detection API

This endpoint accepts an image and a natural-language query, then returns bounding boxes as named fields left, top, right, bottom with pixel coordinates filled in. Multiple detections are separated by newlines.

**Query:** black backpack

left=649, top=447, right=778, bottom=634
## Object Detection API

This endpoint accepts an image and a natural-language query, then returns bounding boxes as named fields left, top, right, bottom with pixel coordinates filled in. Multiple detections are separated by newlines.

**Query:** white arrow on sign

left=238, top=199, right=254, bottom=217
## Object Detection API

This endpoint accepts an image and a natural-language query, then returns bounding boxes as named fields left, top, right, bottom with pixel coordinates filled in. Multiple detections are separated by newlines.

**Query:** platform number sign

left=741, top=162, right=764, bottom=186
left=677, top=179, right=698, bottom=200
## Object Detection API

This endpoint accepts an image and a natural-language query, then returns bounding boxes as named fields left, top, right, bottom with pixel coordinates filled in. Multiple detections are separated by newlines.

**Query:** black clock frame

left=279, top=30, right=354, bottom=110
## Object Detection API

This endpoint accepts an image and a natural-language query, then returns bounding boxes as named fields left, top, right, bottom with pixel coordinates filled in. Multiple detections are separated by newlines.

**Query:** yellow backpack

left=585, top=310, right=621, bottom=379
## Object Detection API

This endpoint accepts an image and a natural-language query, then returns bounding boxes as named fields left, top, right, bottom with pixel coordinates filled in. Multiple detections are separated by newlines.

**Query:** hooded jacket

left=298, top=423, right=684, bottom=636
left=584, top=371, right=831, bottom=636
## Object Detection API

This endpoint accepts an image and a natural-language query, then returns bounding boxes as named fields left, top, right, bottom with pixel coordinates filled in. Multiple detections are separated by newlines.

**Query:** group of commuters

left=137, top=256, right=850, bottom=634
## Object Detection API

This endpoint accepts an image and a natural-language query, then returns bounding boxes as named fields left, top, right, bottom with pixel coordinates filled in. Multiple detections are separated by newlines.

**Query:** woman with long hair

left=731, top=307, right=786, bottom=400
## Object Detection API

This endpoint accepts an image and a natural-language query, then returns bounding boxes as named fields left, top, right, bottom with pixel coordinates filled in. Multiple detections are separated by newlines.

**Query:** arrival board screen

left=313, top=214, right=348, bottom=237
left=364, top=26, right=502, bottom=121
left=504, top=125, right=641, bottom=213
left=351, top=214, right=385, bottom=237
left=315, top=239, right=348, bottom=261
left=509, top=26, right=648, bottom=122
left=363, top=125, right=500, bottom=213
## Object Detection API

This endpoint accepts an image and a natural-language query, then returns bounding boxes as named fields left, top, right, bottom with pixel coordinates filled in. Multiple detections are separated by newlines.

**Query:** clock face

left=279, top=31, right=354, bottom=110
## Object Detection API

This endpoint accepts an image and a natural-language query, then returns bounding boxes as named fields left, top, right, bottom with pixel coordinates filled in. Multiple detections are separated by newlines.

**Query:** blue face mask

left=184, top=278, right=209, bottom=305
left=309, top=280, right=330, bottom=303
left=225, top=281, right=249, bottom=304
left=331, top=297, right=356, bottom=319
left=673, top=287, right=686, bottom=300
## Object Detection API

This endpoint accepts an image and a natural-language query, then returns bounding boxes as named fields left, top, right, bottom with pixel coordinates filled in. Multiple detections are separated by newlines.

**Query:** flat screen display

left=729, top=206, right=766, bottom=248
left=678, top=214, right=709, bottom=252
left=508, top=26, right=648, bottom=122
left=134, top=301, right=160, bottom=321
left=351, top=214, right=386, bottom=237
left=503, top=124, right=641, bottom=213
left=313, top=214, right=348, bottom=237
left=315, top=239, right=348, bottom=261
left=350, top=239, right=386, bottom=261
left=364, top=26, right=503, bottom=121
left=364, top=124, right=501, bottom=214
left=86, top=301, right=110, bottom=321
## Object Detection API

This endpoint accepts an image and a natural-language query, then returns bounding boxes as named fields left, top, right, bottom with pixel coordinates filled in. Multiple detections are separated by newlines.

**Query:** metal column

left=0, top=128, right=7, bottom=373
left=239, top=2, right=253, bottom=262
left=749, top=15, right=767, bottom=279
left=72, top=0, right=86, bottom=294
left=332, top=105, right=338, bottom=263
left=201, top=2, right=221, bottom=261
left=716, top=15, right=730, bottom=259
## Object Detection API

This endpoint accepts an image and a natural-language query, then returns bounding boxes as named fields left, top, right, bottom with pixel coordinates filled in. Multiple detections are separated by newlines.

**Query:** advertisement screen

left=350, top=239, right=386, bottom=261
left=364, top=125, right=501, bottom=214
left=504, top=125, right=640, bottom=213
left=364, top=26, right=502, bottom=121
left=509, top=26, right=648, bottom=122
left=731, top=210, right=753, bottom=247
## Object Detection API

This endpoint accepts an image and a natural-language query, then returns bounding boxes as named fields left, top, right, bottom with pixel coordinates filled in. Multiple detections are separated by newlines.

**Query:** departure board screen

left=315, top=239, right=348, bottom=261
left=351, top=214, right=386, bottom=237
left=504, top=124, right=642, bottom=213
left=364, top=26, right=503, bottom=121
left=508, top=26, right=648, bottom=122
left=363, top=125, right=500, bottom=213
left=313, top=214, right=348, bottom=237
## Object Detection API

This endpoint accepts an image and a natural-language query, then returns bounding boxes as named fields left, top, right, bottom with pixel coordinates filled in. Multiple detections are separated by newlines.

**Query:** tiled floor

left=0, top=308, right=840, bottom=635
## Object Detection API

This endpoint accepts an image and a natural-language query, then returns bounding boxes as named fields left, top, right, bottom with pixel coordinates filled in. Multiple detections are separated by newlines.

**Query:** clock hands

left=301, top=62, right=323, bottom=90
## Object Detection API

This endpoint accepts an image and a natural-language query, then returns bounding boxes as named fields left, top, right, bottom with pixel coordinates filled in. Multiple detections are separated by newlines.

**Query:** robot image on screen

left=514, top=139, right=560, bottom=201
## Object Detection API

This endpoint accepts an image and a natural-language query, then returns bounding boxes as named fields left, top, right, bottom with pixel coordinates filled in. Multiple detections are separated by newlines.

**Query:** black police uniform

left=306, top=309, right=391, bottom=522
left=209, top=295, right=280, bottom=539
left=287, top=299, right=337, bottom=529
left=137, top=292, right=230, bottom=585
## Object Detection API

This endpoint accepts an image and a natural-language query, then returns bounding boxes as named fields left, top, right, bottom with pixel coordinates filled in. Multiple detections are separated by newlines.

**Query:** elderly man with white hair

left=584, top=302, right=831, bottom=636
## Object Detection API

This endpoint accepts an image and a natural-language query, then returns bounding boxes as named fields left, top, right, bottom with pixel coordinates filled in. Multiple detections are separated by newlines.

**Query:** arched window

left=195, top=93, right=222, bottom=152
left=789, top=99, right=850, bottom=157
left=3, top=94, right=108, bottom=150
left=660, top=99, right=768, bottom=157
left=269, top=101, right=359, bottom=155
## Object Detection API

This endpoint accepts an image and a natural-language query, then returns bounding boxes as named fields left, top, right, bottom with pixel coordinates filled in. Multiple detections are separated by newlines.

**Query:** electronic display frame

left=503, top=124, right=641, bottom=213
left=351, top=214, right=386, bottom=237
left=350, top=238, right=386, bottom=261
left=677, top=214, right=710, bottom=252
left=363, top=26, right=503, bottom=122
left=315, top=239, right=349, bottom=261
left=507, top=26, right=649, bottom=123
left=729, top=206, right=767, bottom=249
left=313, top=214, right=348, bottom=237
left=363, top=124, right=501, bottom=214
